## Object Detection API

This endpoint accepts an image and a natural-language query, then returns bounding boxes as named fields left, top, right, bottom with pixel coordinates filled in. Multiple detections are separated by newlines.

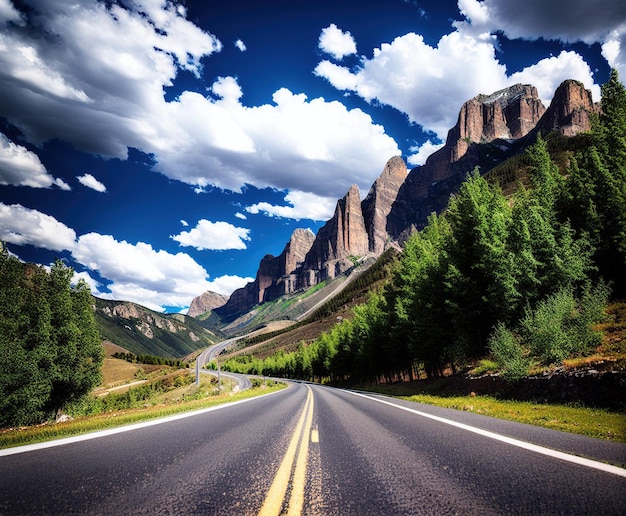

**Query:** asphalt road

left=1, top=382, right=625, bottom=515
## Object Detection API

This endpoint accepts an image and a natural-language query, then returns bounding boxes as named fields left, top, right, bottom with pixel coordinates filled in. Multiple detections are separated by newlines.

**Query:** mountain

left=187, top=291, right=229, bottom=318
left=197, top=80, right=597, bottom=321
left=216, top=228, right=316, bottom=317
left=387, top=79, right=597, bottom=241
left=94, top=297, right=221, bottom=357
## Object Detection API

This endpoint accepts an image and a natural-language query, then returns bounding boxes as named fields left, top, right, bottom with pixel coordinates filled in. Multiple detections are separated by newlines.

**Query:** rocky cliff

left=362, top=156, right=407, bottom=254
left=199, top=80, right=598, bottom=319
left=187, top=291, right=229, bottom=317
left=533, top=79, right=599, bottom=137
left=217, top=228, right=315, bottom=316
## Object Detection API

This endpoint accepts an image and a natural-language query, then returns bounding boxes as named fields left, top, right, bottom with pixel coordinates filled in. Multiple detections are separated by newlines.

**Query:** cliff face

left=387, top=83, right=547, bottom=239
left=201, top=80, right=599, bottom=319
left=187, top=291, right=229, bottom=317
left=216, top=228, right=315, bottom=317
left=362, top=156, right=407, bottom=254
left=534, top=79, right=598, bottom=136
left=298, top=184, right=368, bottom=287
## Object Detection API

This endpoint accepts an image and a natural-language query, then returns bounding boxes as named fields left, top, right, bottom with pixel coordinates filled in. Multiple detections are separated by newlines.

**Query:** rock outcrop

left=534, top=79, right=599, bottom=137
left=200, top=80, right=600, bottom=319
left=387, top=83, right=547, bottom=240
left=217, top=228, right=315, bottom=317
left=187, top=291, right=229, bottom=317
left=362, top=156, right=407, bottom=254
left=298, top=184, right=368, bottom=288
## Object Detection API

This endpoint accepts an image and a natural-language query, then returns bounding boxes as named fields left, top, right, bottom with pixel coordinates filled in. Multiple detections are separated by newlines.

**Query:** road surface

left=196, top=337, right=252, bottom=391
left=1, top=382, right=625, bottom=514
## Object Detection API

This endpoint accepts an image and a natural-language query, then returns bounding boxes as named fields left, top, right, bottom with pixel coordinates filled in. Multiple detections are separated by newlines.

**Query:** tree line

left=0, top=250, right=103, bottom=427
left=224, top=70, right=626, bottom=385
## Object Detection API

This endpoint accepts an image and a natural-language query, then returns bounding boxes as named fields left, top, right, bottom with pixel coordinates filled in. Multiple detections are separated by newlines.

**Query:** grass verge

left=387, top=392, right=626, bottom=442
left=0, top=382, right=286, bottom=450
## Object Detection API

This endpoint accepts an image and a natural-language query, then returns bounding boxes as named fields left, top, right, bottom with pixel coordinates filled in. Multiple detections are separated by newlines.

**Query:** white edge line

left=0, top=388, right=284, bottom=457
left=346, top=390, right=626, bottom=478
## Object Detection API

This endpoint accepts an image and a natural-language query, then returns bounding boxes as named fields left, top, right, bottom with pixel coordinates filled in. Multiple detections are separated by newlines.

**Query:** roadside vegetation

left=223, top=71, right=626, bottom=408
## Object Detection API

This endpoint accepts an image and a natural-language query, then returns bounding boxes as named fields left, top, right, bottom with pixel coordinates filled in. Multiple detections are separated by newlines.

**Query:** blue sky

left=0, top=0, right=624, bottom=312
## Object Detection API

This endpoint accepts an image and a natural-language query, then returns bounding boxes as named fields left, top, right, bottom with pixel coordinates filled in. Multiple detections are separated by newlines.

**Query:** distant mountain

left=187, top=291, right=229, bottom=318
left=94, top=297, right=221, bottom=358
left=195, top=79, right=598, bottom=321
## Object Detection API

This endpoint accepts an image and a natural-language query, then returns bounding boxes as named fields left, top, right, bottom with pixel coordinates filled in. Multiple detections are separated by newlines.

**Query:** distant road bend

left=195, top=337, right=252, bottom=391
left=1, top=382, right=625, bottom=514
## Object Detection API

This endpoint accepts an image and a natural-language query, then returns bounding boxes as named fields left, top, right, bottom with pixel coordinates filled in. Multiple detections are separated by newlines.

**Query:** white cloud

left=72, top=232, right=215, bottom=311
left=0, top=2, right=400, bottom=220
left=206, top=274, right=253, bottom=297
left=0, top=133, right=70, bottom=189
left=0, top=202, right=76, bottom=251
left=315, top=30, right=509, bottom=139
left=318, top=23, right=357, bottom=60
left=170, top=220, right=251, bottom=250
left=0, top=0, right=23, bottom=25
left=407, top=140, right=445, bottom=167
left=180, top=219, right=189, bottom=226
left=458, top=0, right=626, bottom=45
left=235, top=38, right=247, bottom=52
left=246, top=190, right=336, bottom=221
left=77, top=173, right=107, bottom=192
left=458, top=0, right=626, bottom=90
left=509, top=51, right=601, bottom=102
left=315, top=12, right=603, bottom=140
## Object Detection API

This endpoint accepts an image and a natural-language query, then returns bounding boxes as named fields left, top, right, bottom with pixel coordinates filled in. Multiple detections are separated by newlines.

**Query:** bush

left=489, top=323, right=529, bottom=382
left=520, top=285, right=608, bottom=365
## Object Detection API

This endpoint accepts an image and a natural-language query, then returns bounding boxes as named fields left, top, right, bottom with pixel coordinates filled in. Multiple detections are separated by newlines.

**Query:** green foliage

left=228, top=72, right=623, bottom=385
left=520, top=286, right=608, bottom=365
left=0, top=249, right=103, bottom=427
left=488, top=323, right=529, bottom=382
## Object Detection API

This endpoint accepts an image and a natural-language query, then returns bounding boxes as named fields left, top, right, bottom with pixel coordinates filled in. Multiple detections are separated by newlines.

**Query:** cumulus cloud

left=0, top=0, right=23, bottom=25
left=0, top=202, right=76, bottom=251
left=235, top=38, right=247, bottom=52
left=319, top=23, right=357, bottom=59
left=457, top=0, right=626, bottom=86
left=0, top=133, right=70, bottom=189
left=407, top=140, right=445, bottom=167
left=234, top=212, right=247, bottom=220
left=0, top=1, right=399, bottom=222
left=458, top=0, right=626, bottom=45
left=180, top=219, right=189, bottom=226
left=77, top=173, right=106, bottom=192
left=72, top=232, right=215, bottom=311
left=246, top=190, right=337, bottom=221
left=206, top=274, right=253, bottom=297
left=315, top=8, right=604, bottom=140
left=170, top=220, right=251, bottom=250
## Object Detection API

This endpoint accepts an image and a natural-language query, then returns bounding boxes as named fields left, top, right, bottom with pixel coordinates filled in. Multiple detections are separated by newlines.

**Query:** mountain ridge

left=195, top=79, right=598, bottom=321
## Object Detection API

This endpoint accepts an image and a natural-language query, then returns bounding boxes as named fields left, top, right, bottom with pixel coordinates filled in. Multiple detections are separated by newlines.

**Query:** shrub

left=489, top=322, right=529, bottom=382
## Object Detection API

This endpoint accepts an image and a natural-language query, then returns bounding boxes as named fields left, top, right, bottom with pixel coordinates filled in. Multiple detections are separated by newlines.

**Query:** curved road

left=1, top=382, right=625, bottom=514
left=196, top=338, right=253, bottom=391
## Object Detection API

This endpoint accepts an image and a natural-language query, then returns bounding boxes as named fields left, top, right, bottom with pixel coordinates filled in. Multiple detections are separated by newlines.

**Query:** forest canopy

left=0, top=248, right=103, bottom=428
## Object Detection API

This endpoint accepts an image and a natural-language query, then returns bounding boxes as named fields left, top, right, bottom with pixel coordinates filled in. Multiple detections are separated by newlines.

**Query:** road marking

left=346, top=391, right=626, bottom=478
left=0, top=389, right=285, bottom=457
left=311, top=427, right=319, bottom=443
left=259, top=386, right=314, bottom=516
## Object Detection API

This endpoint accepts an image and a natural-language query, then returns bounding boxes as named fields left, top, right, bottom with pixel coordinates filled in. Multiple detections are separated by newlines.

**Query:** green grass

left=0, top=382, right=286, bottom=450
left=396, top=393, right=626, bottom=443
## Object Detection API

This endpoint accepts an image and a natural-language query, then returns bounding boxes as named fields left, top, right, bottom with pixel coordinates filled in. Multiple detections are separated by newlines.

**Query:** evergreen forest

left=223, top=70, right=626, bottom=385
left=0, top=251, right=104, bottom=427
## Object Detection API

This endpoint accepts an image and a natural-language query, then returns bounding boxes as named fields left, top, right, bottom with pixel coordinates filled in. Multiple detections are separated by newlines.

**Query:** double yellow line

left=259, top=386, right=315, bottom=516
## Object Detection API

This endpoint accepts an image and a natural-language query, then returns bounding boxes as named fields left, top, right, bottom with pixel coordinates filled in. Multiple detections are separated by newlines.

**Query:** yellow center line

left=259, top=386, right=314, bottom=516
left=286, top=389, right=314, bottom=516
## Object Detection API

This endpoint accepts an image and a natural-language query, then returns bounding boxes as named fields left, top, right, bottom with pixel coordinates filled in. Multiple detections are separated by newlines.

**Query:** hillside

left=94, top=297, right=222, bottom=358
